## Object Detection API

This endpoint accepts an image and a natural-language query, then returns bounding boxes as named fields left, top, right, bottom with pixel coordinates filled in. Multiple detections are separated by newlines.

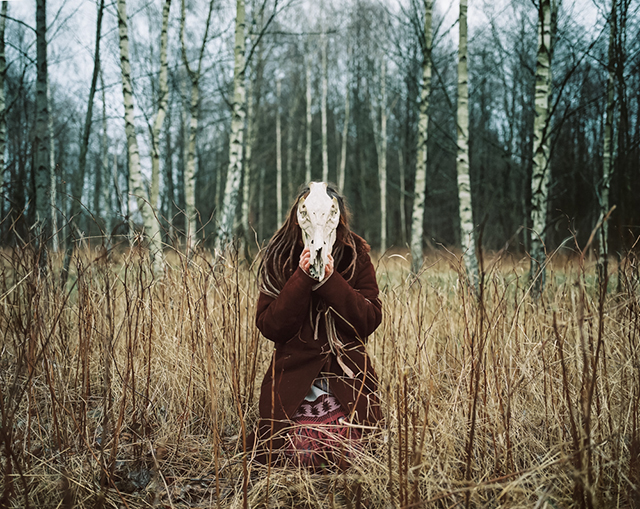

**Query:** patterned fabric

left=285, top=394, right=361, bottom=469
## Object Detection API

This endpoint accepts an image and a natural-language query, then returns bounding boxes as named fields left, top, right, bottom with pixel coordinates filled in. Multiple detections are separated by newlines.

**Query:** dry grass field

left=1, top=239, right=639, bottom=508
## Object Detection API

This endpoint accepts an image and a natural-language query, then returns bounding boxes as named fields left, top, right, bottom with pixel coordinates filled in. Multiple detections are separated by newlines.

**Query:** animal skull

left=297, top=182, right=340, bottom=281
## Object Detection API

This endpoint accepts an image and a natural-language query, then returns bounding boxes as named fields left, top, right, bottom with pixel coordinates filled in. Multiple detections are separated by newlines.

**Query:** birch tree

left=216, top=0, right=246, bottom=249
left=162, top=90, right=174, bottom=243
left=242, top=64, right=257, bottom=244
left=398, top=149, right=406, bottom=245
left=597, top=0, right=617, bottom=290
left=242, top=76, right=255, bottom=245
left=371, top=57, right=388, bottom=253
left=321, top=32, right=329, bottom=182
left=241, top=3, right=267, bottom=248
left=117, top=0, right=164, bottom=273
left=0, top=2, right=6, bottom=212
left=285, top=95, right=299, bottom=203
left=47, top=77, right=57, bottom=252
left=35, top=0, right=51, bottom=249
left=337, top=46, right=351, bottom=193
left=305, top=54, right=312, bottom=184
left=276, top=78, right=283, bottom=225
left=100, top=72, right=111, bottom=240
left=456, top=0, right=479, bottom=287
left=409, top=0, right=432, bottom=273
left=147, top=0, right=172, bottom=261
left=181, top=0, right=214, bottom=256
left=530, top=0, right=553, bottom=296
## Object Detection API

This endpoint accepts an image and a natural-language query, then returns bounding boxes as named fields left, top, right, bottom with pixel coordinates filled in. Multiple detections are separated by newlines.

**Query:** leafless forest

left=1, top=0, right=640, bottom=506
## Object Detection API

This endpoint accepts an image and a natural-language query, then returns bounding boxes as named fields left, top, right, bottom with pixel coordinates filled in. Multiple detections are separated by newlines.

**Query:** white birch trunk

left=0, top=1, right=5, bottom=213
left=399, top=149, right=406, bottom=246
left=598, top=0, right=616, bottom=290
left=371, top=58, right=388, bottom=253
left=379, top=59, right=387, bottom=253
left=276, top=78, right=283, bottom=225
left=180, top=66, right=193, bottom=252
left=285, top=97, right=297, bottom=203
left=295, top=127, right=303, bottom=192
left=117, top=0, right=159, bottom=269
left=35, top=0, right=52, bottom=248
left=147, top=0, right=171, bottom=267
left=183, top=84, right=198, bottom=254
left=241, top=73, right=254, bottom=246
left=305, top=57, right=312, bottom=184
left=338, top=61, right=350, bottom=193
left=216, top=0, right=246, bottom=249
left=181, top=0, right=213, bottom=256
left=530, top=0, right=553, bottom=295
left=101, top=72, right=111, bottom=240
left=258, top=161, right=265, bottom=241
left=410, top=0, right=432, bottom=272
left=241, top=9, right=265, bottom=248
left=321, top=34, right=329, bottom=182
left=47, top=77, right=58, bottom=252
left=112, top=142, right=123, bottom=220
left=456, top=0, right=479, bottom=288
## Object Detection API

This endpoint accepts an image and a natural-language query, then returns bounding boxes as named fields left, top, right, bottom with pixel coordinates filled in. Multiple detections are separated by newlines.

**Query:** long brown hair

left=259, top=183, right=357, bottom=296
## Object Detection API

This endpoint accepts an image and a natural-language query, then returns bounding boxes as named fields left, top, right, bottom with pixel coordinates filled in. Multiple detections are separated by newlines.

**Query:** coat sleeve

left=255, top=267, right=314, bottom=343
left=313, top=252, right=381, bottom=340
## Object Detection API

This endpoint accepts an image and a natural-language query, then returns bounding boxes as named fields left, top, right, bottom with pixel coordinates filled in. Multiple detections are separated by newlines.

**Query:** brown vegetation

left=1, top=239, right=639, bottom=508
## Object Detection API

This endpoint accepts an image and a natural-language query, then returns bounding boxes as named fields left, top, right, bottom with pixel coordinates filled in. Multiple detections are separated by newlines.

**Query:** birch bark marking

left=1, top=1, right=7, bottom=219
left=276, top=78, right=283, bottom=225
left=305, top=55, right=312, bottom=184
left=216, top=0, right=246, bottom=249
left=410, top=0, right=432, bottom=273
left=456, top=0, right=479, bottom=288
left=321, top=32, right=329, bottom=182
left=598, top=0, right=616, bottom=291
left=530, top=0, right=553, bottom=296
left=35, top=0, right=52, bottom=247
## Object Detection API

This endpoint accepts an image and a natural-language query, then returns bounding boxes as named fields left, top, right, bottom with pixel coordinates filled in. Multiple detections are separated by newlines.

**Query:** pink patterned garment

left=285, top=394, right=361, bottom=470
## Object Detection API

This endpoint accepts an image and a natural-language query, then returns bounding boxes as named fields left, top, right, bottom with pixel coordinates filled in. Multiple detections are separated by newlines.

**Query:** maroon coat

left=253, top=234, right=382, bottom=462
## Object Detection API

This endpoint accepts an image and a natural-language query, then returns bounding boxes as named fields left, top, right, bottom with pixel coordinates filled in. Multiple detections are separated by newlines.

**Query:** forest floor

left=1, top=240, right=639, bottom=508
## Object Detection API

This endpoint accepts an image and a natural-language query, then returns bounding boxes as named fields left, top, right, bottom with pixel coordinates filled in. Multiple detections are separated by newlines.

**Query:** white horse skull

left=297, top=182, right=340, bottom=281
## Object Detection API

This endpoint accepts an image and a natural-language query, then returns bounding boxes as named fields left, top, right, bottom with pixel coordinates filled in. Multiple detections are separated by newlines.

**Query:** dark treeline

left=0, top=0, right=638, bottom=257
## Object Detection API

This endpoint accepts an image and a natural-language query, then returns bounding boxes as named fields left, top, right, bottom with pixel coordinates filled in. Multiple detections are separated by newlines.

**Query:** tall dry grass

left=1, top=236, right=639, bottom=508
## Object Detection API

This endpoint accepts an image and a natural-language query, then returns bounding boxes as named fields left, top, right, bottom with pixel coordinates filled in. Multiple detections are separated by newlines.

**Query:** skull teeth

left=310, top=249, right=323, bottom=279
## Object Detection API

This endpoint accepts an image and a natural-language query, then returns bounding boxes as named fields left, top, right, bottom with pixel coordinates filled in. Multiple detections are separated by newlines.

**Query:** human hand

left=299, top=247, right=311, bottom=274
left=299, top=248, right=333, bottom=280
left=324, top=254, right=334, bottom=279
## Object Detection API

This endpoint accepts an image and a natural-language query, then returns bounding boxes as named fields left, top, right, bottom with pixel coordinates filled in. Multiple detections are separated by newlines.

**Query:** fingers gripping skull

left=297, top=182, right=340, bottom=281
